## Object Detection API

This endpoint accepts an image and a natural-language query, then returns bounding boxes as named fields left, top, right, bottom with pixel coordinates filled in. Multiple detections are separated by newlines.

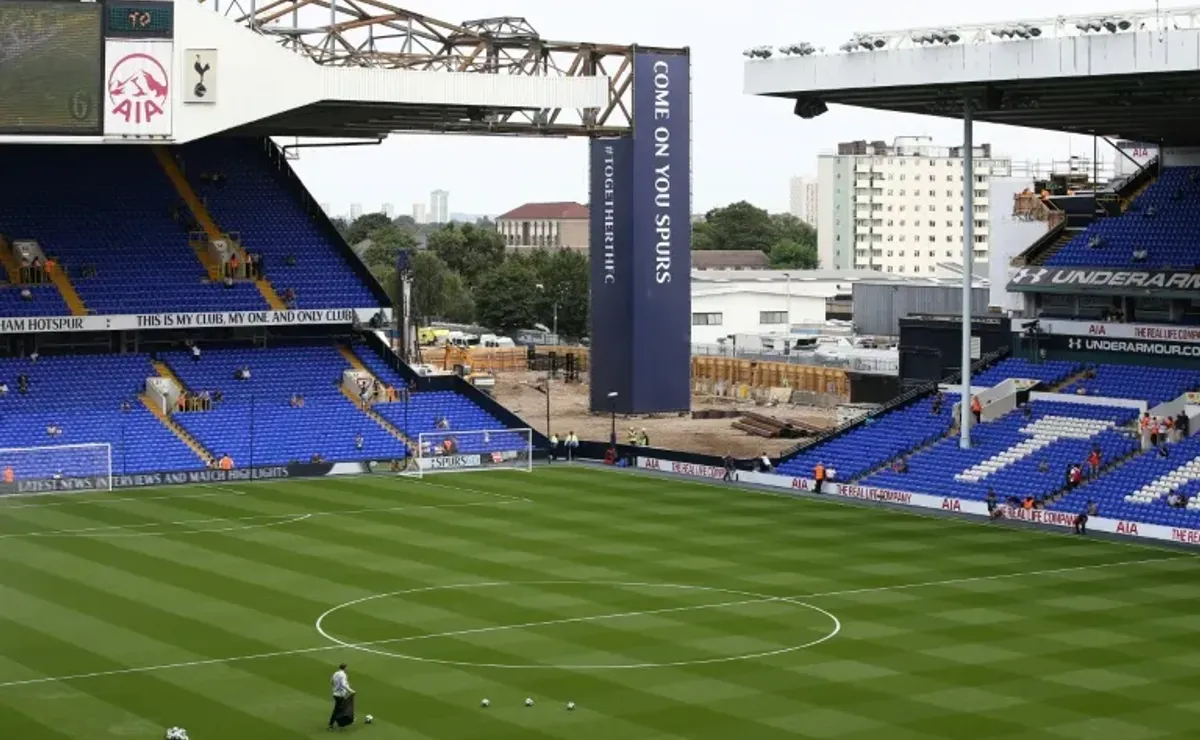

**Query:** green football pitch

left=0, top=466, right=1196, bottom=739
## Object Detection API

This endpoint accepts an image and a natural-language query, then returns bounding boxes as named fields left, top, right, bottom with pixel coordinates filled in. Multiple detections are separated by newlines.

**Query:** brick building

left=495, top=202, right=588, bottom=251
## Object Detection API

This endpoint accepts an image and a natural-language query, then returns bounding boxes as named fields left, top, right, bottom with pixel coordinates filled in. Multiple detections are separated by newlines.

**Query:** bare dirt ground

left=492, top=372, right=838, bottom=458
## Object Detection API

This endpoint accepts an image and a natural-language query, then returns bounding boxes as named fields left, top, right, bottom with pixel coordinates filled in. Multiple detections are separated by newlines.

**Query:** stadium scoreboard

left=106, top=2, right=174, bottom=38
left=0, top=0, right=174, bottom=136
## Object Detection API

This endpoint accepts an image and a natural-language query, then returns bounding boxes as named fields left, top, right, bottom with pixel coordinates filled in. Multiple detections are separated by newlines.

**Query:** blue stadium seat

left=181, top=139, right=379, bottom=309
left=1051, top=435, right=1200, bottom=529
left=0, top=353, right=201, bottom=476
left=863, top=401, right=1139, bottom=503
left=0, top=145, right=267, bottom=315
left=1047, top=166, right=1200, bottom=269
left=971, top=357, right=1080, bottom=388
left=0, top=141, right=381, bottom=316
left=776, top=396, right=956, bottom=481
left=1060, top=364, right=1200, bottom=405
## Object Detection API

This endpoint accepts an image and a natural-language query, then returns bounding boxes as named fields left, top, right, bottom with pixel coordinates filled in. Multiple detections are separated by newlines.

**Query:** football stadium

left=0, top=2, right=1199, bottom=739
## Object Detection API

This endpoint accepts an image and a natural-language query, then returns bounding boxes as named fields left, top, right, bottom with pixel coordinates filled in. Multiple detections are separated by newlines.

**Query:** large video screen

left=0, top=2, right=102, bottom=134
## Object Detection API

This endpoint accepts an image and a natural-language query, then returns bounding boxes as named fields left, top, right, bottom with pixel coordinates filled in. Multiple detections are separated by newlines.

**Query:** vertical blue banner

left=630, top=51, right=691, bottom=412
left=588, top=137, right=633, bottom=413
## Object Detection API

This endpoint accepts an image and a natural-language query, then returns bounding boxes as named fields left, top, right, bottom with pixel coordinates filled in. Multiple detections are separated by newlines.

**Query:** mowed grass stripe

left=0, top=468, right=1195, bottom=740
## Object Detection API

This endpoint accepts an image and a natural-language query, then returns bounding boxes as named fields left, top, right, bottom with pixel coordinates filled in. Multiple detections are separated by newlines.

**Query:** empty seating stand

left=0, top=141, right=383, bottom=317
left=162, top=345, right=408, bottom=466
left=863, top=401, right=1139, bottom=503
left=180, top=139, right=379, bottom=310
left=971, top=358, right=1081, bottom=388
left=0, top=353, right=201, bottom=476
left=0, top=145, right=266, bottom=315
left=776, top=396, right=956, bottom=481
left=1061, top=364, right=1200, bottom=405
left=1047, top=166, right=1200, bottom=269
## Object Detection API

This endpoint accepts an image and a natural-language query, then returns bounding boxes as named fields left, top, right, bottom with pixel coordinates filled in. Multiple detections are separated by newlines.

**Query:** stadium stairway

left=153, top=146, right=287, bottom=310
left=152, top=146, right=221, bottom=281
left=153, top=360, right=189, bottom=391
left=337, top=345, right=413, bottom=450
left=139, top=394, right=215, bottom=467
left=1026, top=225, right=1084, bottom=266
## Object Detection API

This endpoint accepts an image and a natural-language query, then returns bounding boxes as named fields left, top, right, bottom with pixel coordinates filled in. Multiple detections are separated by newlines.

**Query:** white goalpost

left=0, top=443, right=114, bottom=493
left=410, top=428, right=534, bottom=475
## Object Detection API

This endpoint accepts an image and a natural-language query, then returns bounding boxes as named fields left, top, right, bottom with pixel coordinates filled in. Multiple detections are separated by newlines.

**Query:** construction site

left=427, top=343, right=856, bottom=457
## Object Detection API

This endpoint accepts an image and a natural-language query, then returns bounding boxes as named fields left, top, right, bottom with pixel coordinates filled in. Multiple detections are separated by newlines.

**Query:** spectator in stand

left=0, top=380, right=8, bottom=396
left=1178, top=410, right=1191, bottom=441
left=638, top=428, right=650, bottom=446
left=970, top=395, right=982, bottom=425
left=31, top=256, right=42, bottom=283
left=986, top=489, right=1000, bottom=520
left=1087, top=447, right=1102, bottom=478
left=758, top=451, right=773, bottom=473
left=436, top=416, right=450, bottom=430
left=19, top=288, right=32, bottom=301
left=191, top=343, right=202, bottom=363
left=931, top=392, right=944, bottom=415
left=218, top=454, right=233, bottom=470
left=813, top=462, right=826, bottom=493
left=29, top=350, right=38, bottom=364
left=892, top=457, right=909, bottom=474
left=565, top=430, right=579, bottom=461
left=17, top=372, right=29, bottom=394
left=1167, top=492, right=1185, bottom=508
left=19, top=255, right=30, bottom=283
left=355, top=433, right=363, bottom=451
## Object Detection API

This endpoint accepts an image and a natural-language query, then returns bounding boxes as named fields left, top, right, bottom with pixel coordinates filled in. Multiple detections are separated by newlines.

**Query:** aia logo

left=108, top=53, right=169, bottom=125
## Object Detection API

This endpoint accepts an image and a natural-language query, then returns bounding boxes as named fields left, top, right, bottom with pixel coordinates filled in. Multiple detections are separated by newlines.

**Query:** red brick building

left=495, top=202, right=588, bottom=252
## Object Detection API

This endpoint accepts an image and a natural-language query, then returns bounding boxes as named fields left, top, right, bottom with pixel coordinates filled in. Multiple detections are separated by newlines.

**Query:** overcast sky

left=289, top=0, right=1179, bottom=219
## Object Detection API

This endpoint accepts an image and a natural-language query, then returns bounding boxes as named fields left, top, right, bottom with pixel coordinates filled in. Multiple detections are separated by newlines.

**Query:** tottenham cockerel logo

left=108, top=53, right=169, bottom=126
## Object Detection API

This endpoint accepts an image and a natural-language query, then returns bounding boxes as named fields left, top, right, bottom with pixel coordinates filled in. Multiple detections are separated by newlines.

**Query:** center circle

left=315, top=580, right=841, bottom=669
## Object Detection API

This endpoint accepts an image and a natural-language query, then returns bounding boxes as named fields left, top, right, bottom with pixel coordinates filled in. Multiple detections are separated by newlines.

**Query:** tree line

left=334, top=200, right=816, bottom=339
left=333, top=213, right=588, bottom=339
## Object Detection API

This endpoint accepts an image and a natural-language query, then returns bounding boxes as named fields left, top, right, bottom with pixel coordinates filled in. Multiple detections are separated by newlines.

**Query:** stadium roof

left=210, top=2, right=686, bottom=137
left=743, top=7, right=1200, bottom=146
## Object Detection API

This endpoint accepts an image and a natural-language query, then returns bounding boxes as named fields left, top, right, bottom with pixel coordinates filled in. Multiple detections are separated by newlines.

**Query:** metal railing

left=691, top=344, right=899, bottom=375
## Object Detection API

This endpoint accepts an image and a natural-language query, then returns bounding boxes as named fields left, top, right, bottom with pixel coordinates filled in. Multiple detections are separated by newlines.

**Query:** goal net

left=413, top=428, right=533, bottom=475
left=0, top=443, right=113, bottom=495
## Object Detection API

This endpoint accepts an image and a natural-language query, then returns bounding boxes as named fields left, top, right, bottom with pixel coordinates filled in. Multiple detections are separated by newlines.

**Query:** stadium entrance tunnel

left=315, top=580, right=840, bottom=669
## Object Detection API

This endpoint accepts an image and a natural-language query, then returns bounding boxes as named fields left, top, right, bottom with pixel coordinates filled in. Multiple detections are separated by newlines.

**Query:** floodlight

left=778, top=42, right=816, bottom=56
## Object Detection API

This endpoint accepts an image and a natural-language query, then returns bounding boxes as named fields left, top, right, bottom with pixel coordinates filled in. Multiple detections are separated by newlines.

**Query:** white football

left=567, top=702, right=575, bottom=711
left=481, top=698, right=489, bottom=708
left=365, top=714, right=373, bottom=724
left=525, top=698, right=534, bottom=707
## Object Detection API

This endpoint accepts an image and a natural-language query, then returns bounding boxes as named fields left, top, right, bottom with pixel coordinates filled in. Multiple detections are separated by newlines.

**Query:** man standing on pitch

left=328, top=663, right=354, bottom=730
